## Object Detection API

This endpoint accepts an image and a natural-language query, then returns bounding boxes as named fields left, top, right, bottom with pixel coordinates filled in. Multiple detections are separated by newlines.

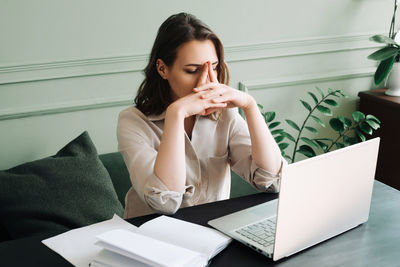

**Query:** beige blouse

left=117, top=106, right=283, bottom=219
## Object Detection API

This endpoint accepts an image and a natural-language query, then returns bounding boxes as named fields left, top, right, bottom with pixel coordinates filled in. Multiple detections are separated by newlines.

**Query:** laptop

left=208, top=137, right=380, bottom=261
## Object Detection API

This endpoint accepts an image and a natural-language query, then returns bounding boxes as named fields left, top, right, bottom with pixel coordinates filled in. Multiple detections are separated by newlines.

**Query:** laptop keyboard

left=235, top=217, right=276, bottom=248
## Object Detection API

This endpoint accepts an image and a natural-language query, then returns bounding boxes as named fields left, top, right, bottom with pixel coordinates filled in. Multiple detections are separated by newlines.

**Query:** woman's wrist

left=166, top=102, right=187, bottom=121
left=242, top=95, right=257, bottom=113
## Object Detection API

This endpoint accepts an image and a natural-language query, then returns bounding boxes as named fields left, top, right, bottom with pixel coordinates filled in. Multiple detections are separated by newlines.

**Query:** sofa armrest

left=99, top=152, right=132, bottom=207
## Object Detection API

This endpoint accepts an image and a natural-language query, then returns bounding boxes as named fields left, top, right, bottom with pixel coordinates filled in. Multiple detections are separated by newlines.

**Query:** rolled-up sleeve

left=228, top=110, right=285, bottom=193
left=117, top=110, right=194, bottom=215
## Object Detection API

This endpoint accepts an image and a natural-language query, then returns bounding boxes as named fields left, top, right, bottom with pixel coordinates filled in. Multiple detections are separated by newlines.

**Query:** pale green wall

left=0, top=0, right=394, bottom=169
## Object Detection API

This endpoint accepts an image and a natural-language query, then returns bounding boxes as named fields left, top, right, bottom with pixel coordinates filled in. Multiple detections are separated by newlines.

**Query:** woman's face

left=162, top=39, right=219, bottom=100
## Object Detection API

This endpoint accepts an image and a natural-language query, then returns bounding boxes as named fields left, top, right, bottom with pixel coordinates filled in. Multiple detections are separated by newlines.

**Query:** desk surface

left=1, top=181, right=399, bottom=266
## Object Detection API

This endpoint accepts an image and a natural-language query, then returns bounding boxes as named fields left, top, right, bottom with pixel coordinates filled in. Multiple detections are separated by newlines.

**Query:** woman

left=117, top=12, right=284, bottom=218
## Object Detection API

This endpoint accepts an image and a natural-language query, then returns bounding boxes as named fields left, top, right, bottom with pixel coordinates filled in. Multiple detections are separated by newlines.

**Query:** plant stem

left=291, top=91, right=338, bottom=162
left=327, top=132, right=345, bottom=152
left=291, top=113, right=311, bottom=163
left=326, top=125, right=359, bottom=152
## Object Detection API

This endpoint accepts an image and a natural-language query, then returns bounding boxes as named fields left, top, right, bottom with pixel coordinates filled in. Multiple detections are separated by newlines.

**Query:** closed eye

left=185, top=69, right=200, bottom=74
left=185, top=67, right=217, bottom=74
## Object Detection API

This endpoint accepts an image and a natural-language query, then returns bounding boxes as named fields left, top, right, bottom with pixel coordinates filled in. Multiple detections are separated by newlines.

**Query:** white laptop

left=208, top=137, right=380, bottom=261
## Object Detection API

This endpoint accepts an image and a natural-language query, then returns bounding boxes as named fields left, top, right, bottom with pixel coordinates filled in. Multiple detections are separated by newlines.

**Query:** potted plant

left=368, top=0, right=400, bottom=96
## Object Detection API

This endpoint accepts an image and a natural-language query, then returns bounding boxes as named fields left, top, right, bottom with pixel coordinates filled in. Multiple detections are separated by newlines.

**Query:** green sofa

left=0, top=137, right=259, bottom=243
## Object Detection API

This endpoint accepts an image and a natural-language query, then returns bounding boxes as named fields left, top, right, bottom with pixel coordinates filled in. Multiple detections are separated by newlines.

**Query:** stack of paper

left=92, top=216, right=231, bottom=267
left=42, top=215, right=231, bottom=267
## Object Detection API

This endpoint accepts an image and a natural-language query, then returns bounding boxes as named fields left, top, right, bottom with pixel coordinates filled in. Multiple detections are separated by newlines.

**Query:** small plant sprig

left=325, top=112, right=381, bottom=150
left=282, top=87, right=347, bottom=162
left=259, top=87, right=381, bottom=163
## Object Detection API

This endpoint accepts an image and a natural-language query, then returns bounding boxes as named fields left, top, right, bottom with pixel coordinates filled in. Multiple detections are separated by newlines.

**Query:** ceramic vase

left=385, top=62, right=400, bottom=96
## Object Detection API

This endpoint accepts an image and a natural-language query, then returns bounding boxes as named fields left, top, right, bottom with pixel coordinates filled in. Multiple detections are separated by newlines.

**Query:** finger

left=203, top=107, right=221, bottom=116
left=200, top=90, right=224, bottom=99
left=211, top=99, right=234, bottom=109
left=196, top=63, right=209, bottom=87
left=200, top=84, right=227, bottom=99
left=208, top=61, right=218, bottom=83
left=211, top=96, right=230, bottom=103
left=202, top=103, right=227, bottom=115
left=194, top=82, right=219, bottom=92
left=204, top=101, right=227, bottom=110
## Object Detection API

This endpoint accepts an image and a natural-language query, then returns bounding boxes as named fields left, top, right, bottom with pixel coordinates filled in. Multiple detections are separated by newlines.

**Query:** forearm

left=243, top=99, right=282, bottom=174
left=154, top=105, right=186, bottom=192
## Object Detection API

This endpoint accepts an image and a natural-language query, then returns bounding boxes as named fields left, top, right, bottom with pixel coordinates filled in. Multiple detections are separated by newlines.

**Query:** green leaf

left=330, top=91, right=341, bottom=98
left=315, top=140, right=329, bottom=151
left=300, top=137, right=319, bottom=149
left=308, top=92, right=318, bottom=104
left=281, top=132, right=296, bottom=142
left=297, top=145, right=316, bottom=158
left=316, top=105, right=332, bottom=116
left=305, top=126, right=319, bottom=134
left=336, top=142, right=345, bottom=149
left=315, top=86, right=324, bottom=98
left=365, top=119, right=380, bottom=130
left=338, top=90, right=348, bottom=98
left=368, top=46, right=399, bottom=61
left=310, top=115, right=326, bottom=127
left=369, top=34, right=397, bottom=45
left=286, top=119, right=300, bottom=131
left=338, top=116, right=352, bottom=128
left=360, top=121, right=373, bottom=135
left=314, top=138, right=333, bottom=141
left=355, top=128, right=366, bottom=142
left=257, top=103, right=264, bottom=110
left=279, top=142, right=290, bottom=150
left=271, top=129, right=284, bottom=135
left=300, top=100, right=312, bottom=112
left=352, top=111, right=365, bottom=123
left=329, top=118, right=345, bottom=133
left=275, top=135, right=285, bottom=143
left=374, top=56, right=396, bottom=85
left=264, top=112, right=276, bottom=123
left=324, top=99, right=338, bottom=106
left=366, top=114, right=381, bottom=124
left=343, top=135, right=358, bottom=146
left=268, top=121, right=281, bottom=129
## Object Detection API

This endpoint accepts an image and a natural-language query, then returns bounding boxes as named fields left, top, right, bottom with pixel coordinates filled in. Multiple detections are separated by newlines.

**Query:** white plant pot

left=385, top=62, right=400, bottom=96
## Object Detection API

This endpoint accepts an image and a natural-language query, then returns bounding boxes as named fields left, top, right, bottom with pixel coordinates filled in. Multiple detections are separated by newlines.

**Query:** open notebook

left=91, top=215, right=232, bottom=267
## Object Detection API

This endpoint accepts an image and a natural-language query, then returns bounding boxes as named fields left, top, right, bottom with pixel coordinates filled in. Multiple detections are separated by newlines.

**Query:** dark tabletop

left=1, top=181, right=399, bottom=267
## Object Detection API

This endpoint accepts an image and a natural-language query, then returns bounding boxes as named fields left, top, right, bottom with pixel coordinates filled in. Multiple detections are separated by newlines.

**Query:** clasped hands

left=171, top=61, right=255, bottom=118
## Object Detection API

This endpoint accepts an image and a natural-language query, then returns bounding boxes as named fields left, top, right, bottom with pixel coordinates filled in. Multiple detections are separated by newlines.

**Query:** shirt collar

left=147, top=111, right=166, bottom=121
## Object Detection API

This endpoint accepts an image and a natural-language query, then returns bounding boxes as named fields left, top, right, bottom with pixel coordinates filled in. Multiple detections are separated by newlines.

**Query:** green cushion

left=230, top=171, right=258, bottom=198
left=0, top=131, right=124, bottom=241
left=99, top=152, right=131, bottom=208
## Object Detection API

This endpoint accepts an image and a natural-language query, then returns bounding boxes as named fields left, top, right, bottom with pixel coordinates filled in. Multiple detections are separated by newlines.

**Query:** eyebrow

left=184, top=61, right=219, bottom=67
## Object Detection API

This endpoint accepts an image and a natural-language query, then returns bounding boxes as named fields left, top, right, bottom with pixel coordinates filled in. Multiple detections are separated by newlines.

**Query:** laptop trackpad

left=249, top=199, right=278, bottom=218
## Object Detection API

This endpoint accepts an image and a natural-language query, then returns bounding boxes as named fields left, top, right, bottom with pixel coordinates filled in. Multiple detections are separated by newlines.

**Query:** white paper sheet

left=42, top=214, right=138, bottom=267
left=137, top=215, right=231, bottom=260
left=95, top=229, right=206, bottom=267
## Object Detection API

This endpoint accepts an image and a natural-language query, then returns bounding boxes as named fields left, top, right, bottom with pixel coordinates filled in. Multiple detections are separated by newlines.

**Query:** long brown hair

left=135, top=12, right=230, bottom=115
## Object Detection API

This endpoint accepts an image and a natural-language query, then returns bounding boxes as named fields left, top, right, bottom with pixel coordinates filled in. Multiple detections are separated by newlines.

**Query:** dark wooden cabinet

left=358, top=89, right=400, bottom=190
